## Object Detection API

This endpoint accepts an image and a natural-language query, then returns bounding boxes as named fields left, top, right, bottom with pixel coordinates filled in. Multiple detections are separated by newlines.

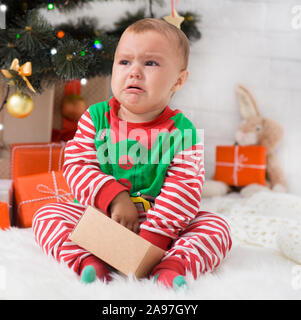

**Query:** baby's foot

left=151, top=257, right=187, bottom=290
left=79, top=255, right=111, bottom=284
left=153, top=269, right=187, bottom=290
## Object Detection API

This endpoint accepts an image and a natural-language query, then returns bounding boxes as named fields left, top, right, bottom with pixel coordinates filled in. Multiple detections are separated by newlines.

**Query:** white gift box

left=0, top=179, right=13, bottom=226
left=0, top=179, right=12, bottom=203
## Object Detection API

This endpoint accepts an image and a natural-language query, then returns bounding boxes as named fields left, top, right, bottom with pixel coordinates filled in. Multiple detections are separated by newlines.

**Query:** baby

left=33, top=18, right=232, bottom=289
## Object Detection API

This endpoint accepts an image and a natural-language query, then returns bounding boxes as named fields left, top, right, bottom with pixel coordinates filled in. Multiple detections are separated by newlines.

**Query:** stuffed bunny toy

left=203, top=85, right=287, bottom=198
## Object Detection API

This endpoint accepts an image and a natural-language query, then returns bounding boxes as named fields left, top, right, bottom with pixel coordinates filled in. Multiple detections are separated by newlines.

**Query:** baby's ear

left=173, top=69, right=189, bottom=92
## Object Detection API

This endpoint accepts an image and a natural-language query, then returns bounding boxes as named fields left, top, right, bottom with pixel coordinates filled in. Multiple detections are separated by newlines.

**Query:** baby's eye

left=145, top=60, right=159, bottom=66
left=119, top=60, right=130, bottom=65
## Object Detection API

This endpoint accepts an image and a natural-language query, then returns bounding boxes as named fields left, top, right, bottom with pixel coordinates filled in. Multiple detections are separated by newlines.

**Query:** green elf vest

left=79, top=98, right=200, bottom=199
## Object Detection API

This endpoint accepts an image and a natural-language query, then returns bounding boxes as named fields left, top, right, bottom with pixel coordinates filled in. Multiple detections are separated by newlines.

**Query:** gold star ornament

left=163, top=9, right=184, bottom=29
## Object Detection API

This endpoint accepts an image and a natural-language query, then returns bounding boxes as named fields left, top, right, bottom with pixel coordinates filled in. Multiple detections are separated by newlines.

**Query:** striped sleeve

left=139, top=142, right=205, bottom=250
left=63, top=108, right=127, bottom=213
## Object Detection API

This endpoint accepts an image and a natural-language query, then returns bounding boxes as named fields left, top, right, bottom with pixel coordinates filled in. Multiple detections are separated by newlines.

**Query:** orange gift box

left=0, top=202, right=10, bottom=230
left=214, top=145, right=266, bottom=187
left=10, top=142, right=66, bottom=181
left=14, top=171, right=74, bottom=228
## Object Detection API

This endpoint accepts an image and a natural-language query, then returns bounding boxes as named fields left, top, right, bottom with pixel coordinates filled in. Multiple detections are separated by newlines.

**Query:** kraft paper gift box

left=14, top=171, right=74, bottom=228
left=69, top=206, right=165, bottom=279
left=214, top=145, right=266, bottom=187
left=0, top=202, right=10, bottom=230
left=10, top=142, right=66, bottom=181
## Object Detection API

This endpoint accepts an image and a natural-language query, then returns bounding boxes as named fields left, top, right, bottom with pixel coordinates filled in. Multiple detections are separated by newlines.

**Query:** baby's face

left=111, top=30, right=187, bottom=122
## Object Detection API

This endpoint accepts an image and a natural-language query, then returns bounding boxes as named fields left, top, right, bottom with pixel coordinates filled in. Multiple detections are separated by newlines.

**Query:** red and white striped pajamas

left=32, top=106, right=232, bottom=280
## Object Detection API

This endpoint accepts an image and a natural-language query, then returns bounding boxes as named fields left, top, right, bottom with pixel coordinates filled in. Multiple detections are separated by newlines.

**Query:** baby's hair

left=124, top=18, right=190, bottom=70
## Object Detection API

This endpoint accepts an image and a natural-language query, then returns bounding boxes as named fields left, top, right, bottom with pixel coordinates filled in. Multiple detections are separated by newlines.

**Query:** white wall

left=42, top=0, right=301, bottom=195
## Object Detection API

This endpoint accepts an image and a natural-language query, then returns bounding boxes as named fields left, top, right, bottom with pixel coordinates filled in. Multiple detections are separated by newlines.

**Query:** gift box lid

left=10, top=142, right=66, bottom=180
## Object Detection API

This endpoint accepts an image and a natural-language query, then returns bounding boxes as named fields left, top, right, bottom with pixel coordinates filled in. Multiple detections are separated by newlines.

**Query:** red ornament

left=51, top=80, right=88, bottom=142
left=57, top=30, right=65, bottom=39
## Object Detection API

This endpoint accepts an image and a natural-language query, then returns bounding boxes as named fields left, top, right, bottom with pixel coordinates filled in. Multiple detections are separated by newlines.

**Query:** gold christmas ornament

left=6, top=91, right=34, bottom=118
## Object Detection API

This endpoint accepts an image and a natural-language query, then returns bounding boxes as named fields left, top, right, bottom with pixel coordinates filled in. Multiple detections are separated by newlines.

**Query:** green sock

left=81, top=265, right=96, bottom=283
left=153, top=272, right=187, bottom=290
left=172, top=275, right=187, bottom=289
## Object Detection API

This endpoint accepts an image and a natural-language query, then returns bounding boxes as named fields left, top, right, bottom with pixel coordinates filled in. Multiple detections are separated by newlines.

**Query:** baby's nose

left=130, top=71, right=142, bottom=79
left=129, top=65, right=142, bottom=79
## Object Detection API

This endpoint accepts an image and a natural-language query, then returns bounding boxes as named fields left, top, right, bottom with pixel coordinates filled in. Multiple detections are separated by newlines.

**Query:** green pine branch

left=0, top=1, right=201, bottom=95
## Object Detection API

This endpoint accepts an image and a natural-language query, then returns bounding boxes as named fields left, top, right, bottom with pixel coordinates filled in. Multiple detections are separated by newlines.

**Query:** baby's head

left=111, top=18, right=190, bottom=122
left=126, top=18, right=190, bottom=70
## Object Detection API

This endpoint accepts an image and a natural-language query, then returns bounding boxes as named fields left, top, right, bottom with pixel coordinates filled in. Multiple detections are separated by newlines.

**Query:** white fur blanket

left=1, top=191, right=301, bottom=300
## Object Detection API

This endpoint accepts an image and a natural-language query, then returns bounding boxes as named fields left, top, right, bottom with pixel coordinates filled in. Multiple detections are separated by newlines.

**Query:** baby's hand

left=109, top=191, right=139, bottom=233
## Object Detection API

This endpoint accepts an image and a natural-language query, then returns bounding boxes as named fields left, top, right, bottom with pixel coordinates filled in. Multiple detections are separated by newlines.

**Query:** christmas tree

left=0, top=0, right=201, bottom=97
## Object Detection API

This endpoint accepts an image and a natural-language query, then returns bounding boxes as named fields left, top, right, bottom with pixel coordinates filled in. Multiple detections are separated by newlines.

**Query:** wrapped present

left=10, top=142, right=66, bottom=180
left=214, top=145, right=266, bottom=187
left=0, top=202, right=10, bottom=230
left=14, top=171, right=74, bottom=228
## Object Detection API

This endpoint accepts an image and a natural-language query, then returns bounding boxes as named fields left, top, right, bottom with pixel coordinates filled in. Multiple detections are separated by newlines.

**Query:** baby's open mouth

left=126, top=85, right=145, bottom=93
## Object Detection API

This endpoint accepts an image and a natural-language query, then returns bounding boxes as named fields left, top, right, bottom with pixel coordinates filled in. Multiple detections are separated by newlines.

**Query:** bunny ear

left=236, top=85, right=260, bottom=119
